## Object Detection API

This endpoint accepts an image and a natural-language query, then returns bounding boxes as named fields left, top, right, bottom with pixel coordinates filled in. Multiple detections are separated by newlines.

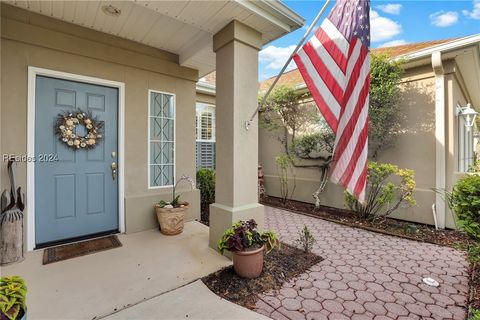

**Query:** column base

left=208, top=202, right=265, bottom=251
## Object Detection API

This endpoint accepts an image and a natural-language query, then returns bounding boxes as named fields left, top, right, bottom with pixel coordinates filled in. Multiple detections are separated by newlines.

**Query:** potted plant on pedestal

left=154, top=175, right=195, bottom=235
left=0, top=276, right=27, bottom=320
left=218, top=219, right=279, bottom=278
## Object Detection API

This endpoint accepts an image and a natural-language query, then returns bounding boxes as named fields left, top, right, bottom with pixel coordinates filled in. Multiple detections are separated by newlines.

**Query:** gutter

left=196, top=82, right=216, bottom=95
left=236, top=0, right=305, bottom=33
left=395, top=34, right=480, bottom=62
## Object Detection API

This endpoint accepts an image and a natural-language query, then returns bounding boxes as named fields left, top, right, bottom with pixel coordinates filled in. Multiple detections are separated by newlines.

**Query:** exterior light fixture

left=101, top=5, right=121, bottom=17
left=457, top=103, right=478, bottom=132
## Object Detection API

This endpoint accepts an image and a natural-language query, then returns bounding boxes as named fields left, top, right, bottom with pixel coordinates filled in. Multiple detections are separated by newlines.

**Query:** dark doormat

left=43, top=235, right=122, bottom=265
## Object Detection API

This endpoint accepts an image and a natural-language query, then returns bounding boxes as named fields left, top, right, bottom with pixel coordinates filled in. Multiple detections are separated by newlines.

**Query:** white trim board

left=27, top=66, right=126, bottom=251
left=431, top=52, right=446, bottom=229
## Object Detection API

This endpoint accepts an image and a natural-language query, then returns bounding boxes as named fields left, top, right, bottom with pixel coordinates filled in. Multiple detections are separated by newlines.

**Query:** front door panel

left=35, top=76, right=119, bottom=246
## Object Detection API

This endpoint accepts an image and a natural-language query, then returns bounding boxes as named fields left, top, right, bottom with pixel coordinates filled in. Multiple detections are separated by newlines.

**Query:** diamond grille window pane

left=150, top=118, right=161, bottom=139
left=162, top=119, right=174, bottom=141
left=149, top=91, right=175, bottom=187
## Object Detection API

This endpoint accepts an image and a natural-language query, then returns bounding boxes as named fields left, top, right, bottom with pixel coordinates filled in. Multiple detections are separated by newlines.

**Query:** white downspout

left=432, top=51, right=446, bottom=229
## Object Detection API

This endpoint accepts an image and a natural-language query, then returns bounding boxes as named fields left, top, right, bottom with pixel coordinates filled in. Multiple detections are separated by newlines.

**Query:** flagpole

left=245, top=0, right=332, bottom=131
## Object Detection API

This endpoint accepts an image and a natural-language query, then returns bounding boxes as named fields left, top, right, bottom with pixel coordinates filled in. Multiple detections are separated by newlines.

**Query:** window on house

left=149, top=91, right=175, bottom=187
left=196, top=103, right=216, bottom=170
left=458, top=117, right=475, bottom=172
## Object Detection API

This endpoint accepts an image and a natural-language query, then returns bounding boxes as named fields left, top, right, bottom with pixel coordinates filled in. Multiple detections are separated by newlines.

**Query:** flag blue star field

left=293, top=0, right=371, bottom=202
left=328, top=0, right=370, bottom=48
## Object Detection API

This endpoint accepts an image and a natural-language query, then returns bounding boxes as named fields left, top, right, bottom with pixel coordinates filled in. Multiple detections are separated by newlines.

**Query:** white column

left=209, top=20, right=265, bottom=250
left=432, top=51, right=446, bottom=229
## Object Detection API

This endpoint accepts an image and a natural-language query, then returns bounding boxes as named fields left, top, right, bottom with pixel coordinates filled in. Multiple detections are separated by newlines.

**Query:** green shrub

left=0, top=276, right=27, bottom=320
left=196, top=169, right=215, bottom=222
left=469, top=160, right=480, bottom=173
left=345, top=162, right=416, bottom=220
left=469, top=308, right=480, bottom=320
left=369, top=54, right=404, bottom=158
left=448, top=174, right=480, bottom=240
left=275, top=154, right=296, bottom=204
left=291, top=132, right=335, bottom=159
left=467, top=245, right=480, bottom=264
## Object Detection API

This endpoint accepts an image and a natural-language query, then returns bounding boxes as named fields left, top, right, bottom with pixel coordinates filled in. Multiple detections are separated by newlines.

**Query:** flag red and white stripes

left=293, top=0, right=371, bottom=202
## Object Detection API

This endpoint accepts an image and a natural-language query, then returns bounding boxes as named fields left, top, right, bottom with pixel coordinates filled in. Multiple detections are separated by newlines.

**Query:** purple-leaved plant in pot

left=218, top=219, right=279, bottom=278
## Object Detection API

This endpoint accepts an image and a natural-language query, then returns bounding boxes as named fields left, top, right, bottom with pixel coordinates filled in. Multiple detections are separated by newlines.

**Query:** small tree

left=261, top=86, right=329, bottom=206
left=295, top=226, right=317, bottom=253
left=261, top=85, right=320, bottom=148
left=369, top=54, right=404, bottom=158
left=275, top=154, right=296, bottom=204
left=345, top=162, right=416, bottom=221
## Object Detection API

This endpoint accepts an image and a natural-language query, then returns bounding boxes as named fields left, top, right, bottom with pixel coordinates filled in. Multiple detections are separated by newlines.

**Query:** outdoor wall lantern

left=457, top=103, right=478, bottom=132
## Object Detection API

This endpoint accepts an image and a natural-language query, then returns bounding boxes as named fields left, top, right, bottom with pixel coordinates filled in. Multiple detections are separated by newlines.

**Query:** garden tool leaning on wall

left=0, top=160, right=25, bottom=265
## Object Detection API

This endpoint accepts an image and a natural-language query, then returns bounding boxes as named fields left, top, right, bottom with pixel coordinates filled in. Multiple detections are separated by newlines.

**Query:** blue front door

left=35, top=76, right=119, bottom=246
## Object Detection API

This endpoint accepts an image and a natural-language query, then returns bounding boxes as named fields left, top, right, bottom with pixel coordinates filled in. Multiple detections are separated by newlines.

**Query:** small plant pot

left=231, top=245, right=264, bottom=278
left=154, top=202, right=189, bottom=235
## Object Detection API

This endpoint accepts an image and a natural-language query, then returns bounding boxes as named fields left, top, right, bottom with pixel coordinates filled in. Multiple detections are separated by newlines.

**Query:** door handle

left=111, top=162, right=117, bottom=181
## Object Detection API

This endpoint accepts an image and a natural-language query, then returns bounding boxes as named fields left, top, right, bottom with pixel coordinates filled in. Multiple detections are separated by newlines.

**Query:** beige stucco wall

left=259, top=63, right=464, bottom=227
left=1, top=4, right=201, bottom=237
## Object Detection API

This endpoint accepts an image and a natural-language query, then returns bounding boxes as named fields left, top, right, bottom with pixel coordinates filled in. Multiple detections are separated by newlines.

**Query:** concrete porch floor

left=1, top=221, right=232, bottom=320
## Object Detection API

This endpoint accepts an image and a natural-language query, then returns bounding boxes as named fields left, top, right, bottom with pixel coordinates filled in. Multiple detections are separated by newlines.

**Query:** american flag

left=293, top=0, right=371, bottom=202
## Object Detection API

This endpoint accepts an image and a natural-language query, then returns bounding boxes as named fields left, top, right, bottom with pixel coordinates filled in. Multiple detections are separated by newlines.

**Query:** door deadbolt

left=111, top=162, right=117, bottom=180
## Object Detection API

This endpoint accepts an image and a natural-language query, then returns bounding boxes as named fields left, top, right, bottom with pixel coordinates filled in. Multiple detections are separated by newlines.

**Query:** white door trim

left=27, top=66, right=126, bottom=251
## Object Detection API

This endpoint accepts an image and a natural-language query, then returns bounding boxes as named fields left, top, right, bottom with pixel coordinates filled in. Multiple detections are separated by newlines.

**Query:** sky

left=258, top=0, right=480, bottom=80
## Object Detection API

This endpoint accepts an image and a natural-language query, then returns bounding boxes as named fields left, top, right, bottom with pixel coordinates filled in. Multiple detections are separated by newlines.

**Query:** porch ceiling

left=6, top=0, right=304, bottom=77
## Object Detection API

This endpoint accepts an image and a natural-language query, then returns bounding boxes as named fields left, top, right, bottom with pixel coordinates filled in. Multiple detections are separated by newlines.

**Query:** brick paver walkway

left=254, top=207, right=469, bottom=320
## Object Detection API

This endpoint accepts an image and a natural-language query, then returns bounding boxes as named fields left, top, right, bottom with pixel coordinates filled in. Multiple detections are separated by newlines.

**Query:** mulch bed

left=261, top=196, right=480, bottom=317
left=202, top=243, right=322, bottom=309
left=261, top=196, right=473, bottom=248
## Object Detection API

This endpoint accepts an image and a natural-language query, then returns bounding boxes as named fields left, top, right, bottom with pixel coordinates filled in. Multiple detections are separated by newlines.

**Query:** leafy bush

left=295, top=226, right=316, bottom=253
left=469, top=160, right=480, bottom=173
left=447, top=174, right=480, bottom=240
left=0, top=276, right=27, bottom=320
left=196, top=169, right=215, bottom=221
left=291, top=131, right=335, bottom=159
left=369, top=54, right=404, bottom=158
left=218, top=219, right=279, bottom=255
left=260, top=86, right=319, bottom=135
left=469, top=309, right=480, bottom=320
left=345, top=162, right=416, bottom=220
left=466, top=245, right=480, bottom=264
left=275, top=154, right=296, bottom=204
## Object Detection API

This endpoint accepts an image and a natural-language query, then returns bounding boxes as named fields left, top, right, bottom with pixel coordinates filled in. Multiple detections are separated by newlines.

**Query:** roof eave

left=236, top=0, right=305, bottom=38
left=394, top=34, right=480, bottom=66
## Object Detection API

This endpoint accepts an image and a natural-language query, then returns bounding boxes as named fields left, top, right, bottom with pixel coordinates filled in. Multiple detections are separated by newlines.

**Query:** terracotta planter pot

left=231, top=245, right=264, bottom=278
left=154, top=202, right=189, bottom=235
